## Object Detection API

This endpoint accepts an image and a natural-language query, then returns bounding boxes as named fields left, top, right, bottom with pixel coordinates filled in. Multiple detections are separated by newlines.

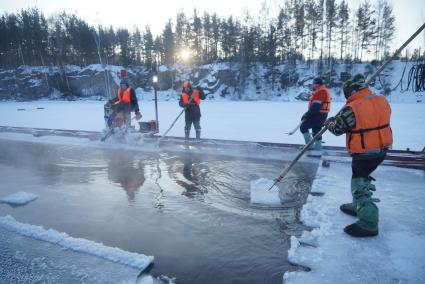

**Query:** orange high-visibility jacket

left=181, top=89, right=201, bottom=106
left=117, top=87, right=131, bottom=104
left=308, top=85, right=331, bottom=113
left=346, top=88, right=393, bottom=154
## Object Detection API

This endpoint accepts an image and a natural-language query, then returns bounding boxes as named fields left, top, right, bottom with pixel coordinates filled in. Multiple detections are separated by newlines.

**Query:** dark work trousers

left=185, top=117, right=201, bottom=132
left=300, top=112, right=328, bottom=137
left=352, top=151, right=386, bottom=179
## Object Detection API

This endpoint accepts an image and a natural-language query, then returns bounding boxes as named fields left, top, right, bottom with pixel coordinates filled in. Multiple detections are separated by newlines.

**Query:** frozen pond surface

left=0, top=139, right=318, bottom=283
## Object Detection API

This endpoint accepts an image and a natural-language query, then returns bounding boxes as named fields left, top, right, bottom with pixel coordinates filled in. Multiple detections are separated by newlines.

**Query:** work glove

left=135, top=111, right=142, bottom=121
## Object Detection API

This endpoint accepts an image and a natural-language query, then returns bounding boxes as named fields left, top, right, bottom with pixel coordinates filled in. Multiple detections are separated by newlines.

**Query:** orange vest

left=117, top=87, right=131, bottom=104
left=309, top=85, right=331, bottom=113
left=346, top=88, right=393, bottom=154
left=181, top=89, right=201, bottom=106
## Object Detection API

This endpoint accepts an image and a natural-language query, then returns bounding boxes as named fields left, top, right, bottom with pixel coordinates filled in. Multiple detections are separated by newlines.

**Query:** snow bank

left=0, top=192, right=38, bottom=205
left=0, top=215, right=154, bottom=270
left=136, top=274, right=176, bottom=284
left=284, top=162, right=425, bottom=283
left=0, top=227, right=144, bottom=283
left=250, top=178, right=280, bottom=206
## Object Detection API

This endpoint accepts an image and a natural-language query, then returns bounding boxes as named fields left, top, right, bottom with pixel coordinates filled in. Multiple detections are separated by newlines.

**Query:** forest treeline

left=2, top=0, right=421, bottom=71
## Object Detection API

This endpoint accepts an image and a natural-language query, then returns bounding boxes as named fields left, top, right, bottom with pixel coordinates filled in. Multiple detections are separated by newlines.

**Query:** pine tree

left=211, top=13, right=220, bottom=61
left=162, top=19, right=175, bottom=65
left=175, top=11, right=186, bottom=51
left=355, top=1, right=377, bottom=61
left=202, top=12, right=212, bottom=62
left=132, top=28, right=142, bottom=64
left=325, top=0, right=337, bottom=65
left=117, top=28, right=131, bottom=66
left=304, top=0, right=320, bottom=63
left=318, top=0, right=325, bottom=68
left=258, top=0, right=270, bottom=61
left=374, top=0, right=395, bottom=61
left=47, top=13, right=68, bottom=66
left=293, top=1, right=306, bottom=62
left=153, top=36, right=163, bottom=66
left=337, top=0, right=349, bottom=60
left=143, top=26, right=154, bottom=68
left=0, top=16, right=8, bottom=66
left=105, top=26, right=116, bottom=64
left=267, top=24, right=278, bottom=90
left=192, top=9, right=202, bottom=62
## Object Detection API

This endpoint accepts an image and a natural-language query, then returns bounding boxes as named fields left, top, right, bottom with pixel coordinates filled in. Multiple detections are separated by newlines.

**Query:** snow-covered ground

left=284, top=163, right=425, bottom=283
left=0, top=215, right=153, bottom=270
left=0, top=225, right=146, bottom=283
left=0, top=99, right=424, bottom=283
left=0, top=100, right=424, bottom=151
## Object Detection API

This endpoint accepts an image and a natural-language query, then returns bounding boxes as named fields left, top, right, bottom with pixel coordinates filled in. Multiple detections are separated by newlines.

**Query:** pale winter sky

left=1, top=0, right=424, bottom=53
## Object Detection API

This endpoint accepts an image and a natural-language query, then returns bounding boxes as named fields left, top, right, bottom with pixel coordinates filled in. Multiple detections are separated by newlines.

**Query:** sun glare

left=180, top=49, right=191, bottom=61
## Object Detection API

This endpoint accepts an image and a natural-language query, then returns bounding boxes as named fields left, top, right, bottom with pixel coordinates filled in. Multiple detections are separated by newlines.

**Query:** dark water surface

left=0, top=139, right=318, bottom=284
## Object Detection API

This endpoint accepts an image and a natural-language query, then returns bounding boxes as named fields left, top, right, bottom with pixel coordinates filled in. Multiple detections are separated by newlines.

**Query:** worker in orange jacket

left=179, top=81, right=206, bottom=140
left=300, top=77, right=331, bottom=150
left=326, top=74, right=393, bottom=237
left=111, top=79, right=141, bottom=127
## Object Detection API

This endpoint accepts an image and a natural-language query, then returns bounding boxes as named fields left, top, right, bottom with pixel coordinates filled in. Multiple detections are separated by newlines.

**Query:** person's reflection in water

left=107, top=152, right=145, bottom=201
left=176, top=152, right=208, bottom=199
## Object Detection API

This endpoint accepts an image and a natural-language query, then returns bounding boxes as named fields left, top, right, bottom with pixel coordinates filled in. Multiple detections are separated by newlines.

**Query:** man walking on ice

left=326, top=74, right=393, bottom=237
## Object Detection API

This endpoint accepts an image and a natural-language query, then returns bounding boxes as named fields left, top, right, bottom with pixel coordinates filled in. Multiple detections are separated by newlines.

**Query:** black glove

left=301, top=113, right=308, bottom=121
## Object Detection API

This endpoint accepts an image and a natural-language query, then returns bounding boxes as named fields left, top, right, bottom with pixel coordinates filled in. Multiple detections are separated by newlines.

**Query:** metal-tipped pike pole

left=156, top=108, right=186, bottom=146
left=268, top=126, right=328, bottom=190
left=269, top=22, right=425, bottom=189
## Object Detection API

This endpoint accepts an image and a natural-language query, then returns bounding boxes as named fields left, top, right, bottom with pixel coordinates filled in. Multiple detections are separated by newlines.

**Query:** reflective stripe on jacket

left=346, top=88, right=393, bottom=154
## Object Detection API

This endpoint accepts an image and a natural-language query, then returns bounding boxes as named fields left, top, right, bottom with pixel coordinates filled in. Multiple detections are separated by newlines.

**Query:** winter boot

left=313, top=138, right=323, bottom=150
left=351, top=177, right=379, bottom=232
left=185, top=130, right=190, bottom=140
left=196, top=130, right=201, bottom=140
left=303, top=132, right=312, bottom=145
left=344, top=222, right=378, bottom=237
left=340, top=178, right=365, bottom=217
left=340, top=203, right=357, bottom=216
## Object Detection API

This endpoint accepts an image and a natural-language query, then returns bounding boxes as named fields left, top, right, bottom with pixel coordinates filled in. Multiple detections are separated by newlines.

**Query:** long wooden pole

left=156, top=108, right=185, bottom=146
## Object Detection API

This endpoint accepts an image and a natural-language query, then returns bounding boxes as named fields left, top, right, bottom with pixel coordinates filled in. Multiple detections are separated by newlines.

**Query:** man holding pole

left=179, top=81, right=206, bottom=140
left=300, top=77, right=331, bottom=150
left=325, top=74, right=393, bottom=237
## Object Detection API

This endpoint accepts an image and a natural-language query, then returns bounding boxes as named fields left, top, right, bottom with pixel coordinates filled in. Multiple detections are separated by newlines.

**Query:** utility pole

left=153, top=74, right=159, bottom=133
